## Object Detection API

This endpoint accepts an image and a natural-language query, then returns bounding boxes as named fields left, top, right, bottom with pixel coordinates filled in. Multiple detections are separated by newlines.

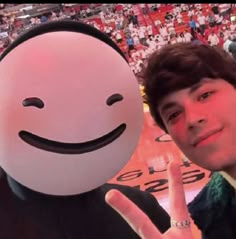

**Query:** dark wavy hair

left=142, top=42, right=236, bottom=132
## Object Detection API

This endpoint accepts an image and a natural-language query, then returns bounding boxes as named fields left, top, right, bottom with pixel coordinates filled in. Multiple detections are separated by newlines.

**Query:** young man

left=106, top=43, right=236, bottom=239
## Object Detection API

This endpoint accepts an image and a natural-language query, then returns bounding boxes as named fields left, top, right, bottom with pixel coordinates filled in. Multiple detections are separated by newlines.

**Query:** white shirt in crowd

left=135, top=62, right=143, bottom=74
left=146, top=38, right=156, bottom=50
left=156, top=34, right=167, bottom=46
left=230, top=23, right=236, bottom=32
left=99, top=11, right=105, bottom=21
left=181, top=4, right=188, bottom=12
left=223, top=29, right=232, bottom=41
left=188, top=9, right=194, bottom=17
left=131, top=51, right=139, bottom=60
left=139, top=49, right=147, bottom=59
left=140, top=4, right=145, bottom=9
left=177, top=17, right=183, bottom=24
left=154, top=19, right=161, bottom=26
left=215, top=14, right=223, bottom=24
left=30, top=17, right=36, bottom=24
left=129, top=62, right=136, bottom=73
left=184, top=32, right=192, bottom=42
left=195, top=4, right=202, bottom=11
left=219, top=4, right=231, bottom=14
left=173, top=6, right=181, bottom=16
left=170, top=38, right=177, bottom=44
left=159, top=26, right=168, bottom=38
left=128, top=22, right=134, bottom=31
left=197, top=15, right=206, bottom=25
left=176, top=35, right=184, bottom=42
left=176, top=12, right=183, bottom=20
left=208, top=33, right=219, bottom=46
left=115, top=31, right=122, bottom=40
left=223, top=39, right=233, bottom=53
left=133, top=35, right=140, bottom=45
left=145, top=47, right=155, bottom=57
left=104, top=26, right=112, bottom=34
left=138, top=29, right=146, bottom=39
left=147, top=25, right=153, bottom=35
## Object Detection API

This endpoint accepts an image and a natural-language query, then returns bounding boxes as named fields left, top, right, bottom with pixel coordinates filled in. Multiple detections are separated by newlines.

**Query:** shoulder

left=189, top=173, right=234, bottom=209
left=188, top=173, right=234, bottom=231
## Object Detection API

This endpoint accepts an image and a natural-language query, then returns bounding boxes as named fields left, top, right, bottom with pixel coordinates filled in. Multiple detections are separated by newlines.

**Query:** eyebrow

left=159, top=81, right=207, bottom=115
left=159, top=102, right=178, bottom=116
left=189, top=81, right=205, bottom=94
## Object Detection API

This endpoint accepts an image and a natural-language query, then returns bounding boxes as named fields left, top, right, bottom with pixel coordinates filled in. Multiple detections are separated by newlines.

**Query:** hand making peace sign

left=105, top=160, right=195, bottom=239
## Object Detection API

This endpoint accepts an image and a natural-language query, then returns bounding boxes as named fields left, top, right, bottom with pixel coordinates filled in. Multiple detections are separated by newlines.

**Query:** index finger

left=168, top=160, right=190, bottom=222
left=105, top=189, right=162, bottom=239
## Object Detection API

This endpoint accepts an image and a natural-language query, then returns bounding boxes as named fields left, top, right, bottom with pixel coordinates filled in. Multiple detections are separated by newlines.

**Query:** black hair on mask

left=0, top=20, right=127, bottom=62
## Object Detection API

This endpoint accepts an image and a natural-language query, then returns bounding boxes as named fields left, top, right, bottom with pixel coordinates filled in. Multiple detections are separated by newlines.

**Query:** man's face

left=158, top=78, right=236, bottom=174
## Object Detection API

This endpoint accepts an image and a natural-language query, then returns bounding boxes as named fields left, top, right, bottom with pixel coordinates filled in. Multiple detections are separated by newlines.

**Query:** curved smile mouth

left=18, top=123, right=126, bottom=154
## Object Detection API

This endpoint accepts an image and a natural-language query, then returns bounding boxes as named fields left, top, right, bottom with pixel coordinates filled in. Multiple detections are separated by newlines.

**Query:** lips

left=191, top=128, right=223, bottom=147
left=18, top=123, right=126, bottom=154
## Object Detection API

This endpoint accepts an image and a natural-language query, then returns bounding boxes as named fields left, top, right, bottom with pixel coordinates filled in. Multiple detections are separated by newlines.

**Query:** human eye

left=198, top=91, right=214, bottom=101
left=167, top=110, right=182, bottom=122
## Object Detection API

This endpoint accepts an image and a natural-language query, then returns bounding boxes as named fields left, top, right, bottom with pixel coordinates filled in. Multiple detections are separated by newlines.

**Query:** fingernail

left=105, top=190, right=114, bottom=203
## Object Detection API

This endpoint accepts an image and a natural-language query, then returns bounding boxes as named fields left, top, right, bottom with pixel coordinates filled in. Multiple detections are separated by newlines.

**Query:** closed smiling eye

left=22, top=97, right=45, bottom=109
left=106, top=93, right=123, bottom=106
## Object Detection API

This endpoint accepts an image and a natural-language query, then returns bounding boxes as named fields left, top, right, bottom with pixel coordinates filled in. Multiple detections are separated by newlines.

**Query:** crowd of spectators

left=0, top=3, right=236, bottom=78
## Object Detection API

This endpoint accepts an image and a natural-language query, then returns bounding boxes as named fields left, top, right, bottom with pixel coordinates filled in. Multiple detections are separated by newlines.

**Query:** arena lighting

left=19, top=5, right=33, bottom=12
left=62, top=4, right=78, bottom=7
left=16, top=14, right=30, bottom=19
left=0, top=32, right=8, bottom=38
left=230, top=14, right=236, bottom=22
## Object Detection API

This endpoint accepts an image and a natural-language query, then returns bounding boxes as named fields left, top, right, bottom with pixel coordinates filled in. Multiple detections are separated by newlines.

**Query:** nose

left=185, top=106, right=207, bottom=130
